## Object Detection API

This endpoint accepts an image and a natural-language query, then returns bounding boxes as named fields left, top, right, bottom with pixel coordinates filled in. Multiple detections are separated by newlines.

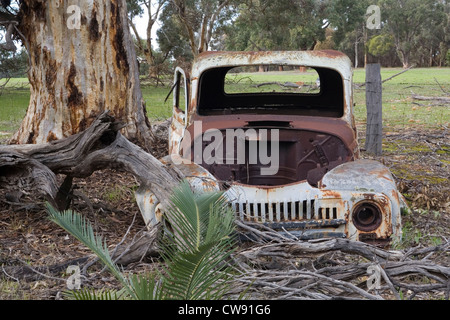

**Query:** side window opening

left=174, top=67, right=189, bottom=113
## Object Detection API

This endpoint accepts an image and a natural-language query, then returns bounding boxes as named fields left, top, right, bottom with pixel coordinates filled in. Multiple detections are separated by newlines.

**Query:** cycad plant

left=47, top=180, right=237, bottom=300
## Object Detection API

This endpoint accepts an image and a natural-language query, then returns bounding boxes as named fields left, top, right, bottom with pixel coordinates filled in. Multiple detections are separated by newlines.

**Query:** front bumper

left=225, top=160, right=404, bottom=243
left=136, top=158, right=405, bottom=244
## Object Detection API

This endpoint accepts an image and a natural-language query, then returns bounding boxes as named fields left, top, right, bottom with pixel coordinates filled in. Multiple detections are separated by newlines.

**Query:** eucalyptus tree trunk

left=10, top=0, right=154, bottom=152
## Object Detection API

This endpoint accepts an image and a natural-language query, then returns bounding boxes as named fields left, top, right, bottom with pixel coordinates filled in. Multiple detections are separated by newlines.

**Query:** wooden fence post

left=365, top=63, right=383, bottom=156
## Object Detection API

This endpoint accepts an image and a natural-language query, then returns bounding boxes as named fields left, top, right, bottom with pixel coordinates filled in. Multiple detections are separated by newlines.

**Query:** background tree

left=156, top=2, right=193, bottom=70
left=225, top=0, right=327, bottom=52
left=367, top=33, right=394, bottom=59
left=127, top=0, right=169, bottom=82
left=0, top=1, right=19, bottom=52
left=411, top=1, right=449, bottom=67
left=327, top=0, right=370, bottom=68
left=7, top=0, right=154, bottom=151
left=0, top=47, right=28, bottom=80
left=379, top=0, right=447, bottom=68
left=169, top=0, right=236, bottom=57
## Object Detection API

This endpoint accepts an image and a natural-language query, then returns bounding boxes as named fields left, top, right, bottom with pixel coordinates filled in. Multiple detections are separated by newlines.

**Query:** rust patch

left=310, top=50, right=347, bottom=59
left=321, top=190, right=342, bottom=198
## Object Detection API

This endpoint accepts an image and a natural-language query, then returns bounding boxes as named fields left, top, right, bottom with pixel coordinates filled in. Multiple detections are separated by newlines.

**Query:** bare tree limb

left=0, top=111, right=182, bottom=210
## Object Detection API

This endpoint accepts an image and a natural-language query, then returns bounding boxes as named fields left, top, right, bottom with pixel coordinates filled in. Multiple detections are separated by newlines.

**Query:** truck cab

left=137, top=50, right=406, bottom=245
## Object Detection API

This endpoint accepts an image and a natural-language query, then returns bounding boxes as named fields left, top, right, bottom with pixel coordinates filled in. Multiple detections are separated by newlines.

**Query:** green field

left=1, top=67, right=449, bottom=138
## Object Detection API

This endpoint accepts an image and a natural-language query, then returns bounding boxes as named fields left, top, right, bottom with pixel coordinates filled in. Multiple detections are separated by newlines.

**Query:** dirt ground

left=0, top=124, right=449, bottom=300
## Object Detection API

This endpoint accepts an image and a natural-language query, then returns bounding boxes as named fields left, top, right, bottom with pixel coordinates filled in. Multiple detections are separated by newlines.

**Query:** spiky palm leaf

left=129, top=273, right=164, bottom=300
left=46, top=203, right=137, bottom=299
left=64, top=288, right=128, bottom=300
left=46, top=179, right=237, bottom=300
left=161, top=181, right=237, bottom=300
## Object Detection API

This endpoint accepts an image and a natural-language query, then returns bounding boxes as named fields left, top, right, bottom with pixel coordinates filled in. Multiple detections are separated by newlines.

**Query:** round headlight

left=352, top=202, right=382, bottom=232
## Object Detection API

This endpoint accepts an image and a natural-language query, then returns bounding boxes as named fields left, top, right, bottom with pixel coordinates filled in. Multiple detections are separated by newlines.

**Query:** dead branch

left=355, top=65, right=414, bottom=89
left=1, top=257, right=90, bottom=282
left=0, top=111, right=182, bottom=211
left=232, top=222, right=450, bottom=300
left=434, top=78, right=449, bottom=95
left=411, top=95, right=450, bottom=103
left=253, top=81, right=307, bottom=89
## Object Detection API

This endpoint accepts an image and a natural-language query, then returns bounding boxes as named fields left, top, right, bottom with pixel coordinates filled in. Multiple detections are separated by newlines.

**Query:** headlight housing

left=352, top=201, right=383, bottom=232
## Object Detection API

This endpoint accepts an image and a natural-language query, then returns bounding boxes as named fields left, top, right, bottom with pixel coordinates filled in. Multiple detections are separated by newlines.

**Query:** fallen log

left=411, top=95, right=450, bottom=103
left=0, top=111, right=182, bottom=211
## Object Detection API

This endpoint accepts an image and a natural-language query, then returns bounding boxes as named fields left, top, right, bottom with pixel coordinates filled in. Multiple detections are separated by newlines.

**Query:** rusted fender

left=135, top=155, right=220, bottom=228
left=320, top=159, right=407, bottom=241
left=320, top=159, right=398, bottom=192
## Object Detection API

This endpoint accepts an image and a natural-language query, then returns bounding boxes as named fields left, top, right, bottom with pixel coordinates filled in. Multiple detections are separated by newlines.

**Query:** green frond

left=129, top=273, right=163, bottom=300
left=64, top=288, right=128, bottom=300
left=46, top=179, right=239, bottom=301
left=45, top=203, right=137, bottom=299
left=160, top=180, right=237, bottom=300
left=164, top=240, right=235, bottom=300
left=164, top=180, right=234, bottom=251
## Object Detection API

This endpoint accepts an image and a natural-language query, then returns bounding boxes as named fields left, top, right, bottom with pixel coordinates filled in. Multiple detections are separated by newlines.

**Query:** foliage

left=159, top=0, right=237, bottom=57
left=126, top=0, right=145, bottom=18
left=160, top=181, right=237, bottom=299
left=225, top=0, right=327, bottom=51
left=46, top=180, right=238, bottom=300
left=0, top=48, right=28, bottom=79
left=327, top=0, right=369, bottom=46
left=157, top=2, right=194, bottom=64
left=367, top=34, right=394, bottom=58
left=379, top=0, right=447, bottom=68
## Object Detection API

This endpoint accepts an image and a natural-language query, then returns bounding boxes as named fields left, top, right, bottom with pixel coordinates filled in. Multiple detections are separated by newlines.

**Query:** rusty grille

left=234, top=199, right=339, bottom=223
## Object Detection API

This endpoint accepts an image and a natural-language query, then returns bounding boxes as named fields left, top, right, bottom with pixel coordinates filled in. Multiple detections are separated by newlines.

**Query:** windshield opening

left=197, top=65, right=344, bottom=118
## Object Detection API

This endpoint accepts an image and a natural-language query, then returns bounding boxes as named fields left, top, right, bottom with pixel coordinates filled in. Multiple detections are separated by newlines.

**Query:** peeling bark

left=11, top=0, right=154, bottom=152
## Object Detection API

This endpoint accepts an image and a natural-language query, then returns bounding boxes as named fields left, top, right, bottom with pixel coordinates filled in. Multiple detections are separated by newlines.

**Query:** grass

left=0, top=80, right=30, bottom=138
left=352, top=68, right=449, bottom=129
left=1, top=67, right=448, bottom=135
left=141, top=85, right=174, bottom=120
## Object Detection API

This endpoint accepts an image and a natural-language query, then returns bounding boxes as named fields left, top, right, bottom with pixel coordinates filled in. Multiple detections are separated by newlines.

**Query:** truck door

left=168, top=67, right=189, bottom=156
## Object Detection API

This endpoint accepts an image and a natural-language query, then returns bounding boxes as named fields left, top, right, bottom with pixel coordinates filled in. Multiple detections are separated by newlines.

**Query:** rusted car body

left=136, top=50, right=407, bottom=245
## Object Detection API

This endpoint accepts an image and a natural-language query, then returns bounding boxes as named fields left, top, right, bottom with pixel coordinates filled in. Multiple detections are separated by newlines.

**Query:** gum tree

left=225, top=0, right=327, bottom=52
left=6, top=0, right=154, bottom=151
left=379, top=0, right=446, bottom=68
left=127, top=0, right=168, bottom=81
left=169, top=0, right=236, bottom=57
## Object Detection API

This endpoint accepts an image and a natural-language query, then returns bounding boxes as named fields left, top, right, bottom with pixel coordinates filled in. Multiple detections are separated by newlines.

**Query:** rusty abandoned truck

left=136, top=50, right=407, bottom=245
